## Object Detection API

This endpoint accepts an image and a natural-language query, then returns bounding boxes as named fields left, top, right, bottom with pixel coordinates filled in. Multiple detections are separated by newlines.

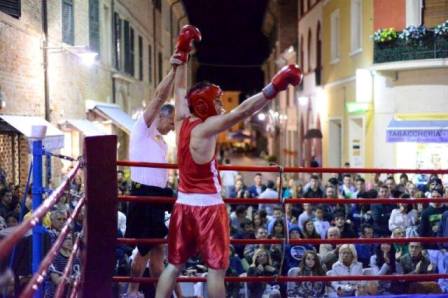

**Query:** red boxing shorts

left=167, top=193, right=230, bottom=270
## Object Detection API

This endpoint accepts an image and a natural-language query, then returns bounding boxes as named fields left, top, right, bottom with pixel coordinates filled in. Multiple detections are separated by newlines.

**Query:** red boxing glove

left=174, top=25, right=201, bottom=64
left=262, top=65, right=303, bottom=100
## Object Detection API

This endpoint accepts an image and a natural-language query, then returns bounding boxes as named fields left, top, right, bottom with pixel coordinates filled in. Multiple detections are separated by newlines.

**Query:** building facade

left=0, top=0, right=188, bottom=186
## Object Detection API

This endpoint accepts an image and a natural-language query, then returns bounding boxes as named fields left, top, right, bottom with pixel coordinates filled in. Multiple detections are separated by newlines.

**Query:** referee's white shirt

left=129, top=115, right=168, bottom=188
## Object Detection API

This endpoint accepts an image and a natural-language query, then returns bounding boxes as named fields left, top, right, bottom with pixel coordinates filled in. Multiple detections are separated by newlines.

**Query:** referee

left=125, top=68, right=176, bottom=298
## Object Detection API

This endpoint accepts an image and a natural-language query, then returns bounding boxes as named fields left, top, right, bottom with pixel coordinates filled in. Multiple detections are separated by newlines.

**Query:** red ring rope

left=118, top=195, right=448, bottom=205
left=112, top=273, right=448, bottom=283
left=21, top=196, right=85, bottom=298
left=0, top=163, right=81, bottom=261
left=117, top=160, right=448, bottom=174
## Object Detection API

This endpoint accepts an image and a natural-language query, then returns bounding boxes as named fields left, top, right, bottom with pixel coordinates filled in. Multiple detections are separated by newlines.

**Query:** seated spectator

left=388, top=193, right=418, bottom=234
left=355, top=224, right=375, bottom=267
left=258, top=180, right=279, bottom=217
left=298, top=203, right=315, bottom=234
left=328, top=244, right=363, bottom=297
left=314, top=205, right=330, bottom=239
left=397, top=173, right=409, bottom=194
left=226, top=245, right=245, bottom=297
left=232, top=219, right=255, bottom=259
left=284, top=227, right=315, bottom=275
left=334, top=212, right=356, bottom=238
left=285, top=203, right=299, bottom=229
left=230, top=205, right=248, bottom=233
left=301, top=219, right=321, bottom=250
left=319, top=227, right=341, bottom=270
left=5, top=212, right=18, bottom=228
left=391, top=228, right=408, bottom=260
left=244, top=227, right=268, bottom=264
left=355, top=281, right=379, bottom=297
left=48, top=210, right=67, bottom=244
left=267, top=206, right=285, bottom=235
left=400, top=242, right=433, bottom=274
left=44, top=233, right=80, bottom=297
left=370, top=243, right=403, bottom=294
left=287, top=251, right=326, bottom=298
left=247, top=248, right=278, bottom=298
left=253, top=210, right=268, bottom=231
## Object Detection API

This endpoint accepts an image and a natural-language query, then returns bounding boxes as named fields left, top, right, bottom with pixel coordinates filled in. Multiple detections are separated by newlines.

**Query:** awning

left=305, top=129, right=323, bottom=139
left=87, top=101, right=134, bottom=134
left=63, top=119, right=109, bottom=136
left=386, top=120, right=448, bottom=143
left=0, top=115, right=64, bottom=151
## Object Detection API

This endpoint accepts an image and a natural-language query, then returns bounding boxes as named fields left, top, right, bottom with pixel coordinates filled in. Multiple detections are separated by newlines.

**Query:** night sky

left=182, top=0, right=271, bottom=97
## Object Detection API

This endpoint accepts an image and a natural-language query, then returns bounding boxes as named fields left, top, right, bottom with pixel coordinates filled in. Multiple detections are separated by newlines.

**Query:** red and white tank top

left=178, top=118, right=221, bottom=194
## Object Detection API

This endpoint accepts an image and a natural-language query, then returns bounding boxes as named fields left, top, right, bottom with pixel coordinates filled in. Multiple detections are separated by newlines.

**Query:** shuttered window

left=114, top=12, right=121, bottom=70
left=123, top=21, right=134, bottom=76
left=62, top=0, right=74, bottom=45
left=138, top=36, right=143, bottom=81
left=89, top=0, right=100, bottom=54
left=0, top=0, right=21, bottom=18
left=148, top=45, right=152, bottom=84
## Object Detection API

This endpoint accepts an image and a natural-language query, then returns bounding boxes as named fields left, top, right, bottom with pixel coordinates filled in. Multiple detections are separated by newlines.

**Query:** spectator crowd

left=3, top=163, right=448, bottom=297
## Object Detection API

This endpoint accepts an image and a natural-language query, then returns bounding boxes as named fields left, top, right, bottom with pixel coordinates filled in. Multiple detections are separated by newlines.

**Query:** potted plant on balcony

left=399, top=25, right=428, bottom=46
left=434, top=20, right=448, bottom=37
left=372, top=28, right=398, bottom=47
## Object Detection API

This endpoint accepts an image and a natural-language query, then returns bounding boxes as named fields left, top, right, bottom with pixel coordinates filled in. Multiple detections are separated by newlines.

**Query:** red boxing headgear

left=187, top=84, right=223, bottom=121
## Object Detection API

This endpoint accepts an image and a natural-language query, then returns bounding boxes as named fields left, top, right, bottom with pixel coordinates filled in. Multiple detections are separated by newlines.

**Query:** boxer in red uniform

left=156, top=26, right=302, bottom=298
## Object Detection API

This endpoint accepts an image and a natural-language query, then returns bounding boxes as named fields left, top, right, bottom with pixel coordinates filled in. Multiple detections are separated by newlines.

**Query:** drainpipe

left=111, top=0, right=116, bottom=103
left=42, top=1, right=50, bottom=121
left=169, top=0, right=182, bottom=54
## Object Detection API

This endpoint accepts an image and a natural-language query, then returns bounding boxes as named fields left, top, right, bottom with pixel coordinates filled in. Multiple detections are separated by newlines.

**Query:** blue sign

left=386, top=120, right=448, bottom=143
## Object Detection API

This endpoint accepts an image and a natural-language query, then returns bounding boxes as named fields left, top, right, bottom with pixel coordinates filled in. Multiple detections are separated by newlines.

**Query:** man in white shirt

left=125, top=68, right=176, bottom=298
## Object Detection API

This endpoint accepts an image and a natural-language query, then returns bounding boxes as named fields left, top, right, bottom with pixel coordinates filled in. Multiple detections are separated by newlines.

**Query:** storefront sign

left=387, top=129, right=448, bottom=143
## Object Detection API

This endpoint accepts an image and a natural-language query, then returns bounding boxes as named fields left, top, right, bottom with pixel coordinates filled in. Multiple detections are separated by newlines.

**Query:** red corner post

left=81, top=135, right=117, bottom=297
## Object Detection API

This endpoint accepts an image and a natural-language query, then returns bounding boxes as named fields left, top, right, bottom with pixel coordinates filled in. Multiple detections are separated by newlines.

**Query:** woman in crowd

left=370, top=243, right=403, bottom=294
left=247, top=248, right=278, bottom=298
left=328, top=244, right=363, bottom=297
left=287, top=250, right=326, bottom=298
left=388, top=193, right=418, bottom=235
left=301, top=219, right=321, bottom=250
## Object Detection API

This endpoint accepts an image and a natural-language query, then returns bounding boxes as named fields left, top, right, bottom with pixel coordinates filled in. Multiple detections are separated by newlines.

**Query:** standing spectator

left=228, top=179, right=248, bottom=199
left=355, top=224, right=375, bottom=267
left=303, top=175, right=324, bottom=198
left=371, top=185, right=396, bottom=236
left=0, top=189, right=13, bottom=219
left=248, top=173, right=266, bottom=198
left=220, top=159, right=238, bottom=197
left=48, top=210, right=67, bottom=244
left=117, top=170, right=130, bottom=194
left=283, top=178, right=303, bottom=199
left=339, top=174, right=356, bottom=199
left=419, top=187, right=447, bottom=249
left=287, top=250, right=326, bottom=298
left=258, top=180, right=279, bottom=217
left=328, top=244, right=363, bottom=297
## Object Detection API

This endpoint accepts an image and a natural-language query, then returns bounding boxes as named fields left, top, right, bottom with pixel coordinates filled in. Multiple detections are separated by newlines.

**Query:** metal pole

left=32, top=140, right=43, bottom=298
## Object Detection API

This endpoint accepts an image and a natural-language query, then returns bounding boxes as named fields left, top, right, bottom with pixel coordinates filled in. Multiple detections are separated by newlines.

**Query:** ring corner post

left=81, top=135, right=118, bottom=297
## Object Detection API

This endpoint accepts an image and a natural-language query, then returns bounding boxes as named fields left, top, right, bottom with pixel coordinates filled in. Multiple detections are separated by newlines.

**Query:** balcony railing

left=374, top=32, right=448, bottom=64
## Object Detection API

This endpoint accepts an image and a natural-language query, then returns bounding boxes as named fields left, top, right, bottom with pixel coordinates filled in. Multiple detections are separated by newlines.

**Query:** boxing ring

left=1, top=134, right=448, bottom=297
